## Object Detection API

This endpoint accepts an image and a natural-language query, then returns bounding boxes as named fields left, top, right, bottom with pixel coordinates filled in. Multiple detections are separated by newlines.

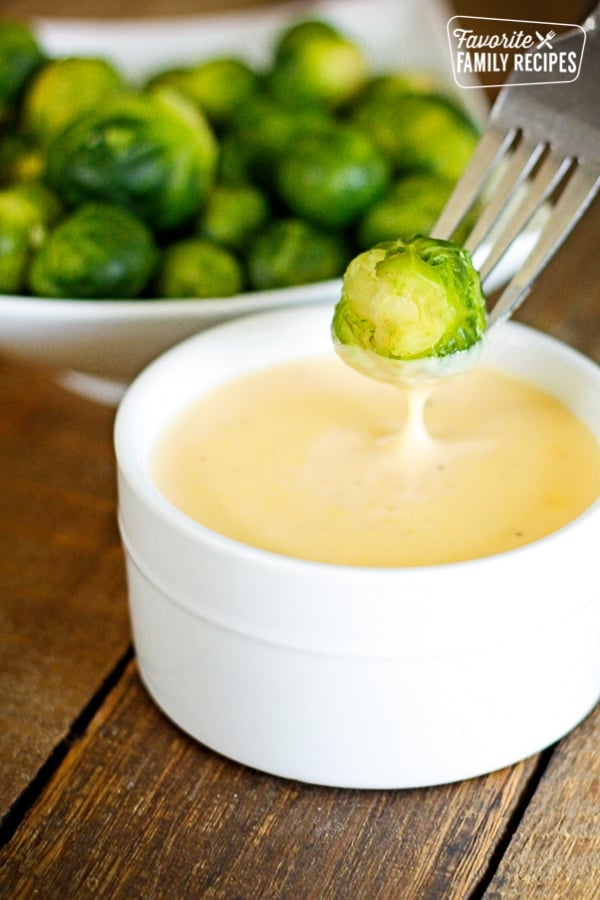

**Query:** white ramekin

left=114, top=305, right=600, bottom=788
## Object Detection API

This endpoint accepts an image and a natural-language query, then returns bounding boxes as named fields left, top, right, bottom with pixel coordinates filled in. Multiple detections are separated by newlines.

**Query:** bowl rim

left=115, top=306, right=600, bottom=580
left=0, top=278, right=342, bottom=318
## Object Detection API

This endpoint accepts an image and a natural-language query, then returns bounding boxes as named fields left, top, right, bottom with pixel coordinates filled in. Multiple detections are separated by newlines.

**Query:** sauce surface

left=151, top=356, right=600, bottom=567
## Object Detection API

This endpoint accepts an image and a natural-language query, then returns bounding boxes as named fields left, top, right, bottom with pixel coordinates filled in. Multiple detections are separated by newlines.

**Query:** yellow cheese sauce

left=151, top=356, right=600, bottom=567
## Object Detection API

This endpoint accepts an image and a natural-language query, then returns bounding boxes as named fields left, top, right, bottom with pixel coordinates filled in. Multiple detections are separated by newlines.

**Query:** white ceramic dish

left=115, top=305, right=600, bottom=789
left=0, top=0, right=502, bottom=389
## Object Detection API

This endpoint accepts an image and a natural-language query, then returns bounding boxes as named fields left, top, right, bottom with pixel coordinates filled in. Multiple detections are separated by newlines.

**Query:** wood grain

left=0, top=360, right=131, bottom=821
left=1, top=660, right=542, bottom=899
left=484, top=703, right=600, bottom=899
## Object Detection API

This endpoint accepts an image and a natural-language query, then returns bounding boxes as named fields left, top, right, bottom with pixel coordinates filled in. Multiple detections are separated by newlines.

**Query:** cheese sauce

left=151, top=356, right=600, bottom=567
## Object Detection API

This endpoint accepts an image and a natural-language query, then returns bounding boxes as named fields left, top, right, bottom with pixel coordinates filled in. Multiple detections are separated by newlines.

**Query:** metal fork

left=433, top=5, right=600, bottom=328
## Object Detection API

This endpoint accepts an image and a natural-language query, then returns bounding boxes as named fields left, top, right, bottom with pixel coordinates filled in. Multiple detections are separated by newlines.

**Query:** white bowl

left=114, top=305, right=600, bottom=788
left=0, top=0, right=496, bottom=386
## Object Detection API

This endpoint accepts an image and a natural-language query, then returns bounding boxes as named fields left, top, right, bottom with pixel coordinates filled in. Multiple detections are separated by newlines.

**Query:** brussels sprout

left=0, top=181, right=61, bottom=293
left=275, top=123, right=390, bottom=229
left=353, top=92, right=479, bottom=182
left=0, top=21, right=45, bottom=120
left=154, top=237, right=244, bottom=299
left=356, top=173, right=455, bottom=249
left=197, top=183, right=270, bottom=252
left=357, top=71, right=441, bottom=104
left=331, top=236, right=486, bottom=383
left=268, top=19, right=368, bottom=109
left=22, top=57, right=125, bottom=145
left=28, top=202, right=158, bottom=299
left=147, top=57, right=259, bottom=128
left=45, top=87, right=218, bottom=231
left=230, top=94, right=332, bottom=186
left=247, top=218, right=347, bottom=290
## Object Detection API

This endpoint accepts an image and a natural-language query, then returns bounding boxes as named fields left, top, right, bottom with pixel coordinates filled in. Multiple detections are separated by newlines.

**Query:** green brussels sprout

left=331, top=236, right=486, bottom=382
left=353, top=92, right=479, bottom=182
left=0, top=21, right=45, bottom=120
left=356, top=173, right=455, bottom=249
left=197, top=183, right=270, bottom=252
left=21, top=57, right=125, bottom=145
left=357, top=71, right=441, bottom=104
left=45, top=87, right=218, bottom=231
left=0, top=181, right=61, bottom=293
left=230, top=94, right=332, bottom=186
left=28, top=202, right=158, bottom=299
left=268, top=19, right=368, bottom=109
left=154, top=238, right=244, bottom=299
left=147, top=57, right=259, bottom=127
left=275, top=123, right=390, bottom=229
left=247, top=218, right=347, bottom=290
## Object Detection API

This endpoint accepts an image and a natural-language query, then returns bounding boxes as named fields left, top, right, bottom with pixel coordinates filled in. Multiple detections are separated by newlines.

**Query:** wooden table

left=1, top=1, right=599, bottom=896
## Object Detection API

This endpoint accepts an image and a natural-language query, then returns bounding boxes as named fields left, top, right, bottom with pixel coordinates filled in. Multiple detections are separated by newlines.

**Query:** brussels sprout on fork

left=331, top=235, right=487, bottom=385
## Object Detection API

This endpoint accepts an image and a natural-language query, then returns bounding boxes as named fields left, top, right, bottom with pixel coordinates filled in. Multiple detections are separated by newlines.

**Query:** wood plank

left=483, top=702, right=600, bottom=899
left=0, top=360, right=131, bottom=822
left=1, top=660, right=543, bottom=899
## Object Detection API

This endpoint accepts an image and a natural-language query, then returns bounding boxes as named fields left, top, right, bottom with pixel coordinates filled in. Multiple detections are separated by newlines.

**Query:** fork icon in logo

left=536, top=29, right=556, bottom=48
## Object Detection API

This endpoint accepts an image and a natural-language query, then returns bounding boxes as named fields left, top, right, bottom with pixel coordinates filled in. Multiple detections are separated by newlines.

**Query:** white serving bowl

left=114, top=305, right=600, bottom=788
left=0, top=0, right=495, bottom=387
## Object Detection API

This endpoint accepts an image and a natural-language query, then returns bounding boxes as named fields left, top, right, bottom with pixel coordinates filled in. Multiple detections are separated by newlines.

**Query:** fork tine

left=478, top=152, right=573, bottom=281
left=487, top=164, right=600, bottom=327
left=464, top=139, right=546, bottom=255
left=432, top=126, right=515, bottom=240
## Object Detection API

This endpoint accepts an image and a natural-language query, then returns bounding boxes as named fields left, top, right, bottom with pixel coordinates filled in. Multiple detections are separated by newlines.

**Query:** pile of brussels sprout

left=0, top=18, right=479, bottom=300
